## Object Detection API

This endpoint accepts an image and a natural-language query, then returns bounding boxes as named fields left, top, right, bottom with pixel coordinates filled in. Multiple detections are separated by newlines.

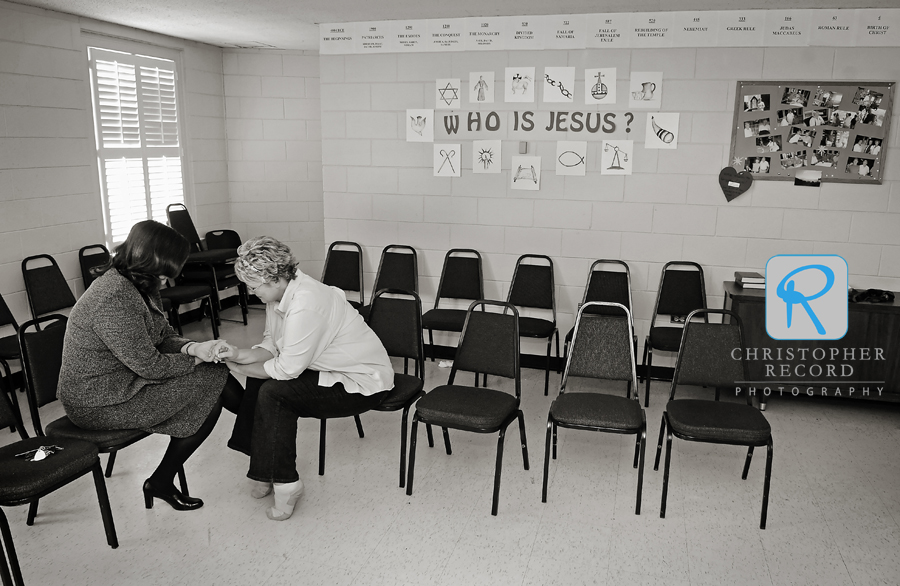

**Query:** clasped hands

left=186, top=339, right=238, bottom=364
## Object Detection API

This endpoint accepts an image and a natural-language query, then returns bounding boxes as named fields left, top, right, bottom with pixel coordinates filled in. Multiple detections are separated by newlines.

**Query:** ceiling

left=10, top=0, right=893, bottom=51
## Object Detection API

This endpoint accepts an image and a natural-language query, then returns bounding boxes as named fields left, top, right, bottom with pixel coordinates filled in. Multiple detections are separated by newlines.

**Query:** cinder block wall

left=222, top=50, right=324, bottom=276
left=0, top=1, right=229, bottom=323
left=319, top=46, right=900, bottom=355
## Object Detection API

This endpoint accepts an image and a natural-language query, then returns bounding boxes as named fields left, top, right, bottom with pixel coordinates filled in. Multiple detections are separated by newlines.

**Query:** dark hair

left=112, top=220, right=190, bottom=296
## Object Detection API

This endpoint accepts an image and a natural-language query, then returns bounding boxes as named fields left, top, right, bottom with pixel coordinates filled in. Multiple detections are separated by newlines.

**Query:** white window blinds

left=88, top=47, right=185, bottom=244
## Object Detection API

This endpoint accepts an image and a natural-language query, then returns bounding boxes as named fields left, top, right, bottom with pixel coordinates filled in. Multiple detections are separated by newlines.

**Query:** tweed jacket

left=58, top=269, right=227, bottom=436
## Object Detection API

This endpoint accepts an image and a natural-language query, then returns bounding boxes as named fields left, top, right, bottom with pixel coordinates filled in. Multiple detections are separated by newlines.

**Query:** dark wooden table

left=723, top=281, right=899, bottom=409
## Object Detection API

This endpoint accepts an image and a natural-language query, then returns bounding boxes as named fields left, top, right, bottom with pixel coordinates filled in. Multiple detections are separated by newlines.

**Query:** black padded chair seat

left=416, top=385, right=517, bottom=430
left=374, top=374, right=424, bottom=411
left=518, top=317, right=555, bottom=338
left=358, top=304, right=371, bottom=321
left=0, top=437, right=98, bottom=501
left=0, top=334, right=18, bottom=359
left=551, top=393, right=643, bottom=431
left=347, top=300, right=362, bottom=311
left=666, top=400, right=771, bottom=444
left=45, top=417, right=149, bottom=449
left=648, top=326, right=684, bottom=352
left=161, top=284, right=212, bottom=305
left=187, top=249, right=236, bottom=264
left=422, top=308, right=468, bottom=332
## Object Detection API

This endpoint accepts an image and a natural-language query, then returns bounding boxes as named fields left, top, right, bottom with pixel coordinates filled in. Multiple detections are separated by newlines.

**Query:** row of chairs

left=322, top=242, right=709, bottom=406
left=321, top=282, right=772, bottom=527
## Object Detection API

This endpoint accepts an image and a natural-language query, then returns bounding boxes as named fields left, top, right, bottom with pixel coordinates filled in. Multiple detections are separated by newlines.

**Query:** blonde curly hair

left=235, top=236, right=297, bottom=284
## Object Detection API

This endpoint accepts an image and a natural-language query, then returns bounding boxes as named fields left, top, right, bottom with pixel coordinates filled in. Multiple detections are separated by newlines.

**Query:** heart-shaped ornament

left=718, top=167, right=753, bottom=202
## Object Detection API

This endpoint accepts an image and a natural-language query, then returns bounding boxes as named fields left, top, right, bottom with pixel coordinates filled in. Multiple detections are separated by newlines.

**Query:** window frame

left=84, top=36, right=193, bottom=247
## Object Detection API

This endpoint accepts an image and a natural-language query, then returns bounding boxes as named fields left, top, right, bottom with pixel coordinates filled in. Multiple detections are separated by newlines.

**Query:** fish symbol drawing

left=410, top=116, right=427, bottom=136
left=558, top=151, right=585, bottom=168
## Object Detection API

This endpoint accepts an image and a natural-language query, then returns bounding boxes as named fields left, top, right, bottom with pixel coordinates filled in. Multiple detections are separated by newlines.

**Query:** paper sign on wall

left=585, top=68, right=616, bottom=105
left=434, top=144, right=461, bottom=176
left=556, top=141, right=587, bottom=176
left=511, top=156, right=541, bottom=190
left=469, top=72, right=495, bottom=104
left=436, top=79, right=461, bottom=109
left=406, top=109, right=434, bottom=142
left=645, top=113, right=679, bottom=149
left=601, top=140, right=633, bottom=175
left=505, top=67, right=536, bottom=103
left=473, top=140, right=501, bottom=173
left=543, top=67, right=575, bottom=103
left=629, top=71, right=663, bottom=109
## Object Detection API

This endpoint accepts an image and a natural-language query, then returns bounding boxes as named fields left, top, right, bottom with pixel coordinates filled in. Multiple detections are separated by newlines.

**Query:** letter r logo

left=766, top=255, right=848, bottom=340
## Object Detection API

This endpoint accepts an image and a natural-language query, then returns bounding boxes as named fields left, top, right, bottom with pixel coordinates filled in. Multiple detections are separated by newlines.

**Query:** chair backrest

left=166, top=203, right=202, bottom=252
left=372, top=245, right=418, bottom=295
left=449, top=301, right=521, bottom=399
left=19, top=314, right=68, bottom=435
left=22, top=254, right=77, bottom=318
left=322, top=241, right=364, bottom=305
left=582, top=260, right=632, bottom=320
left=0, top=292, right=18, bottom=331
left=507, top=254, right=556, bottom=320
left=79, top=244, right=111, bottom=289
left=669, top=309, right=749, bottom=402
left=652, top=261, right=707, bottom=325
left=367, top=289, right=424, bottom=377
left=205, top=229, right=242, bottom=250
left=434, top=249, right=483, bottom=308
left=562, top=302, right=638, bottom=399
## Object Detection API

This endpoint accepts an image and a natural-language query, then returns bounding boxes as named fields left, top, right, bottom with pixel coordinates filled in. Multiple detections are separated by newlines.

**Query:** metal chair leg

left=318, top=419, right=326, bottom=476
left=541, top=416, right=553, bottom=503
left=25, top=502, right=37, bottom=527
left=636, top=421, right=646, bottom=516
left=517, top=410, right=529, bottom=470
left=654, top=412, right=667, bottom=471
left=491, top=427, right=507, bottom=516
left=442, top=427, right=452, bottom=455
left=544, top=337, right=552, bottom=396
left=644, top=345, right=654, bottom=407
left=425, top=423, right=434, bottom=448
left=660, top=426, right=673, bottom=518
left=406, top=415, right=420, bottom=496
left=552, top=421, right=558, bottom=460
left=761, top=437, right=773, bottom=530
left=742, top=446, right=755, bottom=479
left=399, top=406, right=410, bottom=488
left=91, top=462, right=118, bottom=548
left=427, top=329, right=435, bottom=361
left=104, top=450, right=117, bottom=478
left=0, top=508, right=23, bottom=586
left=555, top=330, right=561, bottom=374
left=354, top=415, right=364, bottom=438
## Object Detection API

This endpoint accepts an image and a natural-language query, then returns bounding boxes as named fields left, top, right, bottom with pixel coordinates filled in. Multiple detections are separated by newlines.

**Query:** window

left=87, top=46, right=186, bottom=244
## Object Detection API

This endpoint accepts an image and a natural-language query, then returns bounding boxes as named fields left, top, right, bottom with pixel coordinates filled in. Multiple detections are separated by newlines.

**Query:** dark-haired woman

left=58, top=220, right=249, bottom=511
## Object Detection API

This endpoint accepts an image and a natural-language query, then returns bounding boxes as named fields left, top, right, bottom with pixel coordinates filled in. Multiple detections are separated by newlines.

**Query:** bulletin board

left=729, top=81, right=894, bottom=184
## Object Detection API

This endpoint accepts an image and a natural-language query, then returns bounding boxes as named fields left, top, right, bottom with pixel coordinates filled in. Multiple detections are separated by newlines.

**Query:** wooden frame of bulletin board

left=729, top=81, right=894, bottom=184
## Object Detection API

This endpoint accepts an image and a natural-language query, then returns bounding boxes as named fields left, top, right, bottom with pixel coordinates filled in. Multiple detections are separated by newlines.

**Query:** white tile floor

left=3, top=307, right=899, bottom=586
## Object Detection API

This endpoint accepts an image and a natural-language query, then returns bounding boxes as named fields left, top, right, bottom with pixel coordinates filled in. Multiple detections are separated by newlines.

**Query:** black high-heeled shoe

left=143, top=479, right=204, bottom=511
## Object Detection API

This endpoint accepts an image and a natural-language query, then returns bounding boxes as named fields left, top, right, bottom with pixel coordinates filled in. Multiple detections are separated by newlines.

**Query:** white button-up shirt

left=254, top=270, right=394, bottom=396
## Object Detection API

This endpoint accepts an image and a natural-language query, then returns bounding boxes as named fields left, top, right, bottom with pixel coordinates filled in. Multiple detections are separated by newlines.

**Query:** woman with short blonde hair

left=220, top=236, right=394, bottom=521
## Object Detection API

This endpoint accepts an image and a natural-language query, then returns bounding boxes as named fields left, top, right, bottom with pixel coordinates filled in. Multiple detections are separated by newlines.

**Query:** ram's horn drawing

left=651, top=116, right=674, bottom=144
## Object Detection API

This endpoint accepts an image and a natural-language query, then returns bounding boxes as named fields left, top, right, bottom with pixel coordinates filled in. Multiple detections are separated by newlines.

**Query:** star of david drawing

left=438, top=82, right=459, bottom=106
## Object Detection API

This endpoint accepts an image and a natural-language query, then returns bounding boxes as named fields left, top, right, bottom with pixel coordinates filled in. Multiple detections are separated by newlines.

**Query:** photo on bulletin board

left=730, top=81, right=894, bottom=184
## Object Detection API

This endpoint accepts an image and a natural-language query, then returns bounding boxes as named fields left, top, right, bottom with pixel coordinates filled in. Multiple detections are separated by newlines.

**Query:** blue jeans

left=246, top=371, right=388, bottom=483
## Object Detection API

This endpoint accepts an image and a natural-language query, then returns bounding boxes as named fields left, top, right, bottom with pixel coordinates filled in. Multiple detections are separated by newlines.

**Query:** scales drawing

left=604, top=143, right=628, bottom=170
